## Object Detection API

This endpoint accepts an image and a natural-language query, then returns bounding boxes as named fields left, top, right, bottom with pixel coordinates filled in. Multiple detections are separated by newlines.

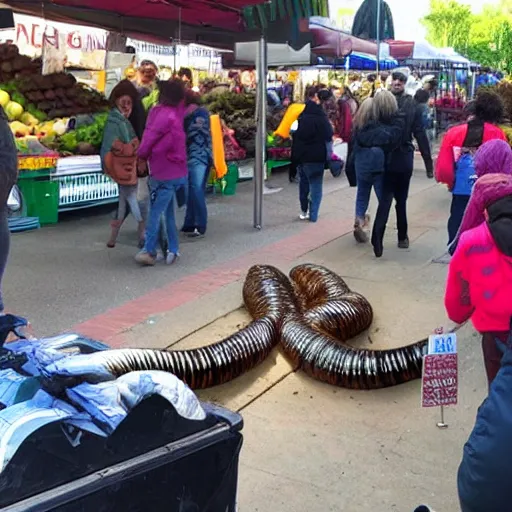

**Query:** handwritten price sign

left=428, top=333, right=457, bottom=355
left=421, top=353, right=458, bottom=408
left=18, top=156, right=58, bottom=171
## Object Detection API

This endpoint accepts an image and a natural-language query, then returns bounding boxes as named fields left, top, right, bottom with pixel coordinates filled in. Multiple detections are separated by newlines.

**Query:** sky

left=329, top=0, right=499, bottom=41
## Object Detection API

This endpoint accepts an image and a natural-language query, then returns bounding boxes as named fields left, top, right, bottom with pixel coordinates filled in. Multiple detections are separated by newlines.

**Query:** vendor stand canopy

left=4, top=0, right=270, bottom=46
left=387, top=40, right=471, bottom=68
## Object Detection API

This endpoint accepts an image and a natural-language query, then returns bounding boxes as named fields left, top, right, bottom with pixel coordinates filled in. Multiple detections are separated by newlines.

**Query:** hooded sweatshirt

left=474, top=139, right=512, bottom=179
left=137, top=103, right=187, bottom=181
left=445, top=194, right=512, bottom=332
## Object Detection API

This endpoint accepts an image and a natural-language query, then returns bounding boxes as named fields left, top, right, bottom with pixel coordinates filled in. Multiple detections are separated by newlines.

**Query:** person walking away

left=352, top=91, right=404, bottom=243
left=292, top=86, right=333, bottom=222
left=414, top=89, right=434, bottom=144
left=0, top=105, right=18, bottom=316
left=370, top=72, right=433, bottom=258
left=135, top=79, right=188, bottom=266
left=448, top=139, right=512, bottom=255
left=445, top=172, right=512, bottom=387
left=101, top=80, right=146, bottom=249
left=435, top=90, right=506, bottom=246
left=182, top=91, right=212, bottom=238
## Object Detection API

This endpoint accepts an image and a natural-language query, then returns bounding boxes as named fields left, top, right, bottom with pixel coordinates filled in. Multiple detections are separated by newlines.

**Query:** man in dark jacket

left=292, top=87, right=333, bottom=222
left=0, top=105, right=18, bottom=315
left=371, top=72, right=433, bottom=257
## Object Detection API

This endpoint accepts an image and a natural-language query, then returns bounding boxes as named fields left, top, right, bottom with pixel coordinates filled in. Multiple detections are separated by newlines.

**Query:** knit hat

left=458, top=173, right=512, bottom=237
left=474, top=139, right=512, bottom=178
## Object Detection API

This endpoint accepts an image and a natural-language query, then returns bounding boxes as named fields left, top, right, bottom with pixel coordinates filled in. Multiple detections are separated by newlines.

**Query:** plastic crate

left=17, top=179, right=59, bottom=225
left=214, top=164, right=239, bottom=196
left=0, top=400, right=243, bottom=512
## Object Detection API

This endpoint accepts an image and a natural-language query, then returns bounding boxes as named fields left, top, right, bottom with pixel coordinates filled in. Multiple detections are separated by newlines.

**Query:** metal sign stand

left=437, top=405, right=448, bottom=429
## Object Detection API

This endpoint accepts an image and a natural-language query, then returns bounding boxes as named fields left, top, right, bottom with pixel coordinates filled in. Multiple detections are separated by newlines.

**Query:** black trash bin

left=0, top=398, right=243, bottom=512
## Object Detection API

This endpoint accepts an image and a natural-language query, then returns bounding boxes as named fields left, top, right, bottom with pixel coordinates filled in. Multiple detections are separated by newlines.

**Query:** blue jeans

left=144, top=177, right=187, bottom=256
left=183, top=161, right=209, bottom=234
left=355, top=170, right=384, bottom=219
left=299, top=163, right=324, bottom=222
left=448, top=194, right=470, bottom=245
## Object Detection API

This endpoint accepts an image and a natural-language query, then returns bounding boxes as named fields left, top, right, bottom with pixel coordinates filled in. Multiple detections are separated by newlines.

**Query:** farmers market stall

left=0, top=38, right=118, bottom=222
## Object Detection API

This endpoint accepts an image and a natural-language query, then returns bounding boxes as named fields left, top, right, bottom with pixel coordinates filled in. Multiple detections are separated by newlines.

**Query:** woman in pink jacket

left=135, top=79, right=187, bottom=266
left=445, top=173, right=512, bottom=386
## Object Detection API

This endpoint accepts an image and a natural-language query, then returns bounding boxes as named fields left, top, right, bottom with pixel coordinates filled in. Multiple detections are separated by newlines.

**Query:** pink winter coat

left=445, top=222, right=512, bottom=332
left=137, top=103, right=187, bottom=181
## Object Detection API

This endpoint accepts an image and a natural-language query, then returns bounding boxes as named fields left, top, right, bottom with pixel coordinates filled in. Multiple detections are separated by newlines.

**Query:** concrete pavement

left=4, top=159, right=484, bottom=511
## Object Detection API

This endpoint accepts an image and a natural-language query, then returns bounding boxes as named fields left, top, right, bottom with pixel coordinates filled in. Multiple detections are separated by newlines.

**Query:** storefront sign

left=18, top=156, right=58, bottom=171
left=0, top=14, right=107, bottom=56
left=421, top=353, right=458, bottom=408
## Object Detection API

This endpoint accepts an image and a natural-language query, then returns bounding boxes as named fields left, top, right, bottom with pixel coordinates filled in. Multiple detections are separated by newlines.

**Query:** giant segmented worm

left=46, top=264, right=427, bottom=390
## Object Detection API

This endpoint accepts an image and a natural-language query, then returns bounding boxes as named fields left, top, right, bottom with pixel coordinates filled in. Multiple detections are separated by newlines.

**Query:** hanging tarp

left=242, top=0, right=329, bottom=31
left=352, top=0, right=395, bottom=40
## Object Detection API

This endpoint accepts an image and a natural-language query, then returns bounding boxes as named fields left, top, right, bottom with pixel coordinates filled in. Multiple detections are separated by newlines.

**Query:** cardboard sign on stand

left=421, top=333, right=458, bottom=429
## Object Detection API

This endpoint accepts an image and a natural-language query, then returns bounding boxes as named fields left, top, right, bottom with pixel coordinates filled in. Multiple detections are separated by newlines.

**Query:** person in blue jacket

left=458, top=325, right=512, bottom=512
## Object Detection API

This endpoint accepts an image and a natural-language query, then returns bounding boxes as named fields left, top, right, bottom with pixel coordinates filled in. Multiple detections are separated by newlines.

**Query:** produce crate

left=17, top=178, right=59, bottom=225
left=213, top=164, right=239, bottom=196
left=0, top=400, right=243, bottom=512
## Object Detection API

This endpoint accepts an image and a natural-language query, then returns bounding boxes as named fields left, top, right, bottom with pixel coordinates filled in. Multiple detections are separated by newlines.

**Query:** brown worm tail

left=281, top=316, right=427, bottom=390
left=89, top=317, right=278, bottom=389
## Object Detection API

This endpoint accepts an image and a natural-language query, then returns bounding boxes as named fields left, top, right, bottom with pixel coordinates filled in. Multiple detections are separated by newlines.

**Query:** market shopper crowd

left=3, top=62, right=512, bottom=512
left=99, top=68, right=212, bottom=266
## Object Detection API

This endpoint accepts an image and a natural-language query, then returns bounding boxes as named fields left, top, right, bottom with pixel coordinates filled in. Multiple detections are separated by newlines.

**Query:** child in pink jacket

left=445, top=173, right=512, bottom=386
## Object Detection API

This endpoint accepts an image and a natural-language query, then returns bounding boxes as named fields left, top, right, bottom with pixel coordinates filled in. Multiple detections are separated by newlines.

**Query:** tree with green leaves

left=421, top=0, right=472, bottom=52
left=421, top=0, right=512, bottom=74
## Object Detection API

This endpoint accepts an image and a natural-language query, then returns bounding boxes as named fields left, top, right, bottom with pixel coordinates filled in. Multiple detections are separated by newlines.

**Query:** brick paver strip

left=72, top=217, right=352, bottom=345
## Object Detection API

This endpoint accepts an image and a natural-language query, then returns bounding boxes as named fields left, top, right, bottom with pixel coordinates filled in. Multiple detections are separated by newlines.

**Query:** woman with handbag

left=101, top=80, right=147, bottom=248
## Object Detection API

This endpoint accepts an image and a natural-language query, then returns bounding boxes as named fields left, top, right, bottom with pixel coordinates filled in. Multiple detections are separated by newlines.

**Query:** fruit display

left=0, top=43, right=110, bottom=159
left=202, top=91, right=287, bottom=159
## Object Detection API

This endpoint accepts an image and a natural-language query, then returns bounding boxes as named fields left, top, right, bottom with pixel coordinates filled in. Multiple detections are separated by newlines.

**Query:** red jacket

left=435, top=123, right=506, bottom=190
left=445, top=222, right=512, bottom=332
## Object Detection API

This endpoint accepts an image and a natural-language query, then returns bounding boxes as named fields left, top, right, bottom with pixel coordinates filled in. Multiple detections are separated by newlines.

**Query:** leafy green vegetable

left=59, top=132, right=78, bottom=152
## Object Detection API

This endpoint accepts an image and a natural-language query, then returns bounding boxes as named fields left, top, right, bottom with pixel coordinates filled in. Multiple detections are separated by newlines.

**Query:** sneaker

left=166, top=252, right=180, bottom=265
left=135, top=251, right=156, bottom=266
left=155, top=250, right=165, bottom=262
left=299, top=211, right=309, bottom=220
left=398, top=237, right=410, bottom=249
left=426, top=169, right=434, bottom=179
left=188, top=229, right=205, bottom=239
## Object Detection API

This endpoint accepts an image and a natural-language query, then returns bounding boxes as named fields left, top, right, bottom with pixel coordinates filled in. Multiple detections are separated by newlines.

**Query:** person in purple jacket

left=135, top=79, right=188, bottom=266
